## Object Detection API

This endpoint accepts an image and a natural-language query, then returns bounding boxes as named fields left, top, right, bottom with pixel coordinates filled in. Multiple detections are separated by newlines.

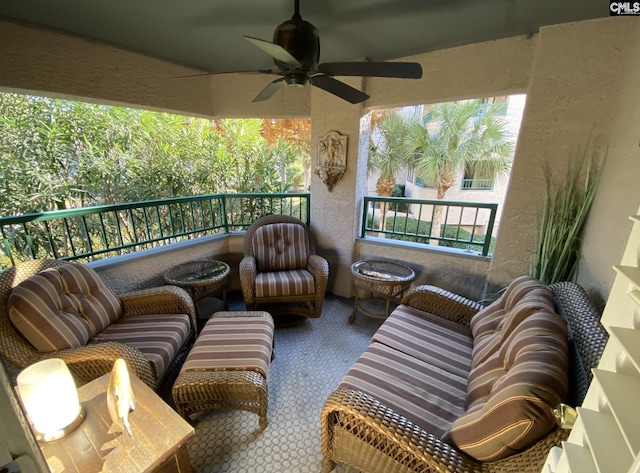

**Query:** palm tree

left=407, top=99, right=514, bottom=244
left=368, top=110, right=413, bottom=230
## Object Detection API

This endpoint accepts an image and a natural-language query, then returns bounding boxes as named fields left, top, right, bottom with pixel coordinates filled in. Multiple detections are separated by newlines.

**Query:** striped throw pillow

left=8, top=264, right=123, bottom=352
left=444, top=310, right=568, bottom=462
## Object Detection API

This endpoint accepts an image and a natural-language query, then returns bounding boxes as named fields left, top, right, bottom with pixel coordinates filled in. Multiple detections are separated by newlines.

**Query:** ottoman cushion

left=181, top=313, right=274, bottom=377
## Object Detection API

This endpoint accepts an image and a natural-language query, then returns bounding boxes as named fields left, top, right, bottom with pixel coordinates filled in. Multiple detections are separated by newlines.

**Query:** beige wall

left=490, top=18, right=640, bottom=299
left=1, top=17, right=639, bottom=302
left=577, top=23, right=640, bottom=305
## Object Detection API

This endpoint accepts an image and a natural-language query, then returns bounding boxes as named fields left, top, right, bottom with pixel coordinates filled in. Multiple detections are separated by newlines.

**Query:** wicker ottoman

left=172, top=311, right=274, bottom=429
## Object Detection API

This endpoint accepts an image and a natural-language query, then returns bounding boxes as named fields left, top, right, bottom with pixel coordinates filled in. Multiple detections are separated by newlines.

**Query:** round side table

left=164, top=260, right=230, bottom=332
left=349, top=260, right=415, bottom=323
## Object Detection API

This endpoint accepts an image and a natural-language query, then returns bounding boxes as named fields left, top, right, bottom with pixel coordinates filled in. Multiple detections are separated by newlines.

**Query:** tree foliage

left=368, top=109, right=412, bottom=197
left=407, top=99, right=514, bottom=200
left=0, top=93, right=309, bottom=218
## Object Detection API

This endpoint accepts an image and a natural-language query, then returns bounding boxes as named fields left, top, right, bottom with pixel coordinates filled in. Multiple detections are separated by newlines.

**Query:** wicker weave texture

left=239, top=215, right=329, bottom=319
left=321, top=281, right=607, bottom=473
left=164, top=259, right=230, bottom=302
left=172, top=370, right=269, bottom=429
left=0, top=259, right=195, bottom=389
left=172, top=311, right=275, bottom=430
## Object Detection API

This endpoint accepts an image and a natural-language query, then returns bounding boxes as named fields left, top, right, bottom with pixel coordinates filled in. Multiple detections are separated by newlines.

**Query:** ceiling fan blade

left=175, top=69, right=277, bottom=78
left=318, top=62, right=423, bottom=79
left=252, top=78, right=286, bottom=103
left=309, top=75, right=369, bottom=104
left=243, top=35, right=302, bottom=69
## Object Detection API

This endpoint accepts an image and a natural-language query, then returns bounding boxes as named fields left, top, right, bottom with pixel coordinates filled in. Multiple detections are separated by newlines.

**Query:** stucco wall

left=576, top=22, right=640, bottom=305
left=355, top=239, right=492, bottom=301
left=489, top=17, right=639, bottom=297
left=90, top=235, right=231, bottom=294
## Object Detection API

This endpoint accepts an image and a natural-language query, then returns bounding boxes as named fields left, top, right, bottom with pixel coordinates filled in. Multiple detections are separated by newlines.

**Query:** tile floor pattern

left=185, top=294, right=384, bottom=473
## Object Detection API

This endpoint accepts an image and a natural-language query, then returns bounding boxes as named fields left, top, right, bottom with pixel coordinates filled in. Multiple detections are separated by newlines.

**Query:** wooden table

left=40, top=373, right=194, bottom=473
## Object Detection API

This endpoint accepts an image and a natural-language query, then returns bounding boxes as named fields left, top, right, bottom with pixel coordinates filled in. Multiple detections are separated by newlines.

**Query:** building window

left=415, top=175, right=436, bottom=188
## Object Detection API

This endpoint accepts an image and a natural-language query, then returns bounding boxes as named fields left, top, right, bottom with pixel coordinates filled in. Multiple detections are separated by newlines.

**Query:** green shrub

left=388, top=184, right=408, bottom=212
left=384, top=216, right=495, bottom=254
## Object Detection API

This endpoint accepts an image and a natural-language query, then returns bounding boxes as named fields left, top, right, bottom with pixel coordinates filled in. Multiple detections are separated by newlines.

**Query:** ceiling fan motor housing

left=273, top=15, right=320, bottom=71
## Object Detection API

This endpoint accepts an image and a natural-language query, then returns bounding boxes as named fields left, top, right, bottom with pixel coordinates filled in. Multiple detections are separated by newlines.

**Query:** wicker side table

left=349, top=260, right=415, bottom=323
left=164, top=260, right=230, bottom=331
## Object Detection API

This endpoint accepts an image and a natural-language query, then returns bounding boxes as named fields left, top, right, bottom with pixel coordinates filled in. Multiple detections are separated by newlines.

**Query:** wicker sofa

left=321, top=276, right=608, bottom=473
left=0, top=259, right=196, bottom=390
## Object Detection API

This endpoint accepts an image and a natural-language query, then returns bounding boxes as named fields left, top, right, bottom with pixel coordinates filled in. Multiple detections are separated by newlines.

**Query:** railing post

left=221, top=194, right=229, bottom=233
left=483, top=204, right=498, bottom=256
left=361, top=197, right=370, bottom=238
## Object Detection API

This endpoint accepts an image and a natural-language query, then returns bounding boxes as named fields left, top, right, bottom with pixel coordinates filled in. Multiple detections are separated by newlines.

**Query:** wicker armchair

left=0, top=259, right=196, bottom=390
left=321, top=281, right=608, bottom=473
left=240, top=215, right=329, bottom=320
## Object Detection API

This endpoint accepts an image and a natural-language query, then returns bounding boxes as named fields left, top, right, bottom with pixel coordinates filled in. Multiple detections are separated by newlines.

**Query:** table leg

left=385, top=297, right=392, bottom=318
left=349, top=288, right=359, bottom=323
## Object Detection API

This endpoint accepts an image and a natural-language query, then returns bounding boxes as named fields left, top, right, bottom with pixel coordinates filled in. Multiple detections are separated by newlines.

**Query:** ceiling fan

left=241, top=0, right=423, bottom=104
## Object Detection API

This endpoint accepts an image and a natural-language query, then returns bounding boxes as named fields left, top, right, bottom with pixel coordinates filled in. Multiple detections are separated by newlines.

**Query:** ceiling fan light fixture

left=284, top=73, right=308, bottom=87
left=242, top=0, right=422, bottom=104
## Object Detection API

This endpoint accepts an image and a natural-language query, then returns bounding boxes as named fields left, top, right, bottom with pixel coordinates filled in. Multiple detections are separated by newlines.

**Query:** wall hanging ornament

left=315, top=130, right=347, bottom=191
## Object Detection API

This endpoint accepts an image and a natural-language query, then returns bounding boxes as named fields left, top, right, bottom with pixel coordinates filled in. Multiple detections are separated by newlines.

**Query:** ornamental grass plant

left=531, top=142, right=606, bottom=284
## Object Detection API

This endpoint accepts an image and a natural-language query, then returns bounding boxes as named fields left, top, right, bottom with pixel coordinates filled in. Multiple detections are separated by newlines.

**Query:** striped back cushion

left=444, top=292, right=568, bottom=461
left=252, top=223, right=310, bottom=272
left=470, top=276, right=553, bottom=368
left=8, top=264, right=123, bottom=352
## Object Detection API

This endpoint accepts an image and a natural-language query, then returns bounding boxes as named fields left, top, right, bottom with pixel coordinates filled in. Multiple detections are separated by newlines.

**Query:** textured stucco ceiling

left=0, top=0, right=608, bottom=74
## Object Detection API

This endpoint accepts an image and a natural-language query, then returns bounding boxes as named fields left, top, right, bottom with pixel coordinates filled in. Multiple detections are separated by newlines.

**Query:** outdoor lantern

left=17, top=358, right=85, bottom=442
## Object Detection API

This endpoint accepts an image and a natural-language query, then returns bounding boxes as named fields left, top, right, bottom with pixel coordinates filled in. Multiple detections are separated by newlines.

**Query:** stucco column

left=309, top=80, right=369, bottom=297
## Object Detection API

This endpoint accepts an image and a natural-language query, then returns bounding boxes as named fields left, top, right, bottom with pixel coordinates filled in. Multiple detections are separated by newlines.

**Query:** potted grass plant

left=530, top=142, right=606, bottom=284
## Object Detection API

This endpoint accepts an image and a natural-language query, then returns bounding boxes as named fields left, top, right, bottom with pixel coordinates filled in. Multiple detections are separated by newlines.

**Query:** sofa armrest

left=119, top=285, right=197, bottom=337
left=321, top=388, right=481, bottom=473
left=401, top=285, right=482, bottom=327
left=50, top=341, right=156, bottom=388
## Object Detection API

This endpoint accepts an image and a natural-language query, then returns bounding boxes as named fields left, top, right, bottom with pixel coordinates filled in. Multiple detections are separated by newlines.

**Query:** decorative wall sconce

left=17, top=358, right=85, bottom=442
left=315, top=130, right=347, bottom=192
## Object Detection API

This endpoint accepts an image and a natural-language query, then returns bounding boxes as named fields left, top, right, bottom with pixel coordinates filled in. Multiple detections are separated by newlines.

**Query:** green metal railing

left=362, top=196, right=498, bottom=256
left=0, top=193, right=309, bottom=268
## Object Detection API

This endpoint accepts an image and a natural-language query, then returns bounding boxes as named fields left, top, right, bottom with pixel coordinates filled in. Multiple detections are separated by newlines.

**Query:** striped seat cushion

left=181, top=315, right=274, bottom=378
left=8, top=264, right=123, bottom=352
left=89, top=313, right=191, bottom=379
left=444, top=303, right=568, bottom=461
left=254, top=269, right=315, bottom=298
left=252, top=222, right=310, bottom=272
left=339, top=342, right=467, bottom=438
left=373, top=304, right=473, bottom=378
